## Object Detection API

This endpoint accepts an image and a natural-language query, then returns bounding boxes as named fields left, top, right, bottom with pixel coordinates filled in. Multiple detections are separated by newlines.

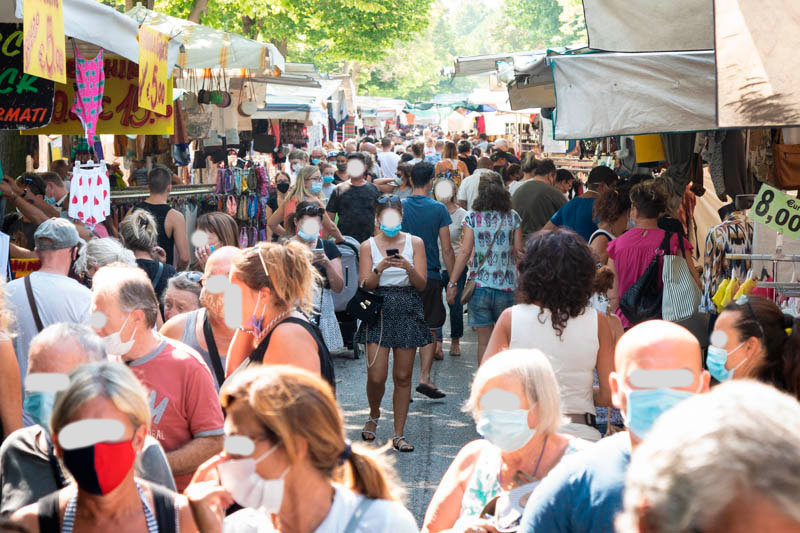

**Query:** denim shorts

left=468, top=287, right=515, bottom=327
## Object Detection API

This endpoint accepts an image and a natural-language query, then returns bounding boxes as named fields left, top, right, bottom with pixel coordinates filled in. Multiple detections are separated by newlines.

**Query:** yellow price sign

left=22, top=0, right=66, bottom=83
left=137, top=25, right=169, bottom=115
left=751, top=184, right=800, bottom=239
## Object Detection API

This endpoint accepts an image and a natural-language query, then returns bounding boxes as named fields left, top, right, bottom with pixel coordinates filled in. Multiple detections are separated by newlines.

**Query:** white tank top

left=369, top=235, right=414, bottom=287
left=509, top=303, right=599, bottom=416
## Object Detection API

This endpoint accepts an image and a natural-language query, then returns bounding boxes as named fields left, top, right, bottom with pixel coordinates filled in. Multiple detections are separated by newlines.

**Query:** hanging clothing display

left=71, top=48, right=106, bottom=145
left=700, top=212, right=753, bottom=312
left=69, top=161, right=111, bottom=228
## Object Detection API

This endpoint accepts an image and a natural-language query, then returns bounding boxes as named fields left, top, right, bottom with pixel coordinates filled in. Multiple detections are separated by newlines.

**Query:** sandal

left=392, top=436, right=414, bottom=452
left=361, top=417, right=379, bottom=442
left=416, top=383, right=446, bottom=399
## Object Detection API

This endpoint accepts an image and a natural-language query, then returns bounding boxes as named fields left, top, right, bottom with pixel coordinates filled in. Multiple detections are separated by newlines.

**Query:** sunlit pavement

left=332, top=321, right=480, bottom=525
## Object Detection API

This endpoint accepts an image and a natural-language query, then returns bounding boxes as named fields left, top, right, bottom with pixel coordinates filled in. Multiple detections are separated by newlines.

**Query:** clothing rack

left=110, top=185, right=215, bottom=201
left=727, top=253, right=800, bottom=301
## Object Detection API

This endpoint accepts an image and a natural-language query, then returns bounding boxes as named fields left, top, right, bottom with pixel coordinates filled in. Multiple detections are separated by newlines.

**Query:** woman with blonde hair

left=0, top=282, right=21, bottom=441
left=185, top=365, right=417, bottom=532
left=225, top=241, right=335, bottom=389
left=119, top=209, right=176, bottom=300
left=267, top=166, right=343, bottom=241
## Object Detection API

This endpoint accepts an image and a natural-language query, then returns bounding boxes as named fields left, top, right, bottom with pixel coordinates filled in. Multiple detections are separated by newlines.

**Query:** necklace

left=254, top=308, right=294, bottom=344
left=500, top=434, right=549, bottom=490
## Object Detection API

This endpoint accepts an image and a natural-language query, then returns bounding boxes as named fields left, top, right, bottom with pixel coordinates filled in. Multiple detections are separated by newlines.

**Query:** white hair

left=29, top=323, right=106, bottom=372
left=73, top=237, right=136, bottom=276
left=464, top=349, right=564, bottom=435
left=92, top=265, right=160, bottom=328
left=617, top=380, right=800, bottom=533
left=495, top=138, right=509, bottom=148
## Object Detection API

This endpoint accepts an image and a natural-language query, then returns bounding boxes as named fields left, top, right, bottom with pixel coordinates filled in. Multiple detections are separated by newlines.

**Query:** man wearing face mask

left=161, top=247, right=239, bottom=391
left=5, top=218, right=92, bottom=425
left=326, top=153, right=381, bottom=244
left=0, top=323, right=175, bottom=515
left=309, top=147, right=325, bottom=166
left=91, top=265, right=224, bottom=491
left=519, top=320, right=710, bottom=533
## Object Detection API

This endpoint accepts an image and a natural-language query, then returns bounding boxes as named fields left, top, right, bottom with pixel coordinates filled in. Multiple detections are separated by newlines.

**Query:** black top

left=325, top=182, right=380, bottom=243
left=312, top=238, right=342, bottom=289
left=459, top=154, right=478, bottom=175
left=136, top=202, right=175, bottom=265
left=136, top=258, right=177, bottom=298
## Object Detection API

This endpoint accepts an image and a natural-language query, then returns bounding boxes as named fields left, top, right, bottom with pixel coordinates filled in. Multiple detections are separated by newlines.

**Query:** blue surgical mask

left=297, top=228, right=317, bottom=242
left=476, top=409, right=536, bottom=452
left=380, top=223, right=402, bottom=237
left=323, top=175, right=335, bottom=184
left=44, top=196, right=56, bottom=205
left=394, top=176, right=403, bottom=186
left=23, top=390, right=57, bottom=433
left=310, top=182, right=323, bottom=194
left=311, top=158, right=320, bottom=165
left=707, top=342, right=747, bottom=382
left=622, top=384, right=699, bottom=439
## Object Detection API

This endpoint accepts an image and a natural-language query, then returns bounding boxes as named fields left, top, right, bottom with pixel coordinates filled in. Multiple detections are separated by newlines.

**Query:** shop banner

left=0, top=23, right=54, bottom=129
left=24, top=58, right=173, bottom=136
left=751, top=184, right=800, bottom=240
left=137, top=25, right=169, bottom=115
left=10, top=257, right=41, bottom=279
left=22, top=0, right=66, bottom=84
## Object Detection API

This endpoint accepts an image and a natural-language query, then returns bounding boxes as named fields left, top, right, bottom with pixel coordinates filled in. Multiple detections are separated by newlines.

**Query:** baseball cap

left=34, top=218, right=80, bottom=251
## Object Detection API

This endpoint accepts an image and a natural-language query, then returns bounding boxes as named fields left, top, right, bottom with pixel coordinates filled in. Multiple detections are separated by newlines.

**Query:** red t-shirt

left=128, top=338, right=224, bottom=490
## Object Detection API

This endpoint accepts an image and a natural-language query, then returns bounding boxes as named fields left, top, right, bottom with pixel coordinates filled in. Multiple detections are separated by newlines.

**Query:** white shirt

left=457, top=169, right=491, bottom=210
left=222, top=484, right=418, bottom=533
left=376, top=151, right=401, bottom=179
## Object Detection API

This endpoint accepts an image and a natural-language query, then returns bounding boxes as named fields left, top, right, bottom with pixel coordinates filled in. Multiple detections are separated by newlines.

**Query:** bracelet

left=237, top=326, right=255, bottom=336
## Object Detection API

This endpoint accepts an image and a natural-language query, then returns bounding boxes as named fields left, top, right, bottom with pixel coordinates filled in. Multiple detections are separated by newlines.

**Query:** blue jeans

left=436, top=269, right=468, bottom=340
left=468, top=287, right=515, bottom=327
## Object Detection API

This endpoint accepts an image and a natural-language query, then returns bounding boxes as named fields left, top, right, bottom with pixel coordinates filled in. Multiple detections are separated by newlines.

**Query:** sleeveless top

left=240, top=317, right=335, bottom=391
left=137, top=202, right=175, bottom=266
left=37, top=482, right=177, bottom=533
left=509, top=303, right=599, bottom=416
left=588, top=228, right=615, bottom=245
left=458, top=439, right=589, bottom=521
left=369, top=235, right=413, bottom=287
left=181, top=309, right=227, bottom=390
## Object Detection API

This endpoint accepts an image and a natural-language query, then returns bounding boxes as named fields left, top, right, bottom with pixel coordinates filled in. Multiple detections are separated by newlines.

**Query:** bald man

left=0, top=323, right=175, bottom=515
left=161, top=246, right=239, bottom=390
left=519, top=320, right=710, bottom=533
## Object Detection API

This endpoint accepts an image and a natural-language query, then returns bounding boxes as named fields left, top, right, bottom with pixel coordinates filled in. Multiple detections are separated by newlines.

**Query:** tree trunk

left=187, top=0, right=209, bottom=23
left=0, top=131, right=29, bottom=178
left=241, top=16, right=256, bottom=39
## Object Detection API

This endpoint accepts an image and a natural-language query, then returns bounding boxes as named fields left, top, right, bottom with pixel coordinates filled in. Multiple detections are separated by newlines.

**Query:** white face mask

left=102, top=315, right=136, bottom=357
left=217, top=444, right=288, bottom=514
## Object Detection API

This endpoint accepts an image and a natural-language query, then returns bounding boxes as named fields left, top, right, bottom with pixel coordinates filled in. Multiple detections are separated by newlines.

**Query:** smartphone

left=209, top=246, right=215, bottom=253
left=386, top=249, right=399, bottom=257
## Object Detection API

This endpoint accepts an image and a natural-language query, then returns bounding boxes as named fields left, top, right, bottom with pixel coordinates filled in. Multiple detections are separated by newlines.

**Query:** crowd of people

left=0, top=129, right=799, bottom=532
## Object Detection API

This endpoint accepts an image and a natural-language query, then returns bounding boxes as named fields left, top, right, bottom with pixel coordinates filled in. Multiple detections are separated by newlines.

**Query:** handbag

left=662, top=233, right=701, bottom=322
left=346, top=284, right=384, bottom=326
left=619, top=232, right=672, bottom=325
left=772, top=129, right=800, bottom=190
left=461, top=215, right=505, bottom=305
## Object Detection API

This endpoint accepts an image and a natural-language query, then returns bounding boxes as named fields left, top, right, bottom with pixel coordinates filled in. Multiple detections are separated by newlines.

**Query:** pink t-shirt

left=128, top=338, right=224, bottom=490
left=607, top=228, right=693, bottom=329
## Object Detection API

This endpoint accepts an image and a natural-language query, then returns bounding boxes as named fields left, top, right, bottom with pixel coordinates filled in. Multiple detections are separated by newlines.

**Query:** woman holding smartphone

left=357, top=195, right=429, bottom=452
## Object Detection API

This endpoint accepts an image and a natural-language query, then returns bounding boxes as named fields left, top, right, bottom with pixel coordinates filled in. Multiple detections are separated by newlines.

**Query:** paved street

left=332, top=321, right=480, bottom=525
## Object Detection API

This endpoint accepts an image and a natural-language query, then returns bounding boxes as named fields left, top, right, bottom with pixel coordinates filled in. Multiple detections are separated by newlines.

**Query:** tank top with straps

left=137, top=202, right=175, bottom=266
left=369, top=234, right=414, bottom=287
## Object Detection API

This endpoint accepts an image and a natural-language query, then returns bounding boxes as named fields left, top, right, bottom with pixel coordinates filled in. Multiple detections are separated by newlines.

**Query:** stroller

left=331, top=235, right=362, bottom=358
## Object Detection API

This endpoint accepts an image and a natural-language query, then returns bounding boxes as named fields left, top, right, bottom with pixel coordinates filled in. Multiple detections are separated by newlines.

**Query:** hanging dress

left=71, top=48, right=106, bottom=145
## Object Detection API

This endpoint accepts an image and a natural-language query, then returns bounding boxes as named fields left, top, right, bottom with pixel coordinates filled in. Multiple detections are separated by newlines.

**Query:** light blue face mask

left=380, top=223, right=402, bottom=237
left=323, top=175, right=335, bottom=184
left=297, top=228, right=317, bottom=242
left=44, top=196, right=56, bottom=205
left=23, top=390, right=58, bottom=433
left=476, top=409, right=536, bottom=452
left=622, top=384, right=699, bottom=439
left=311, top=158, right=320, bottom=165
left=310, top=182, right=323, bottom=194
left=707, top=342, right=747, bottom=382
left=393, top=176, right=403, bottom=186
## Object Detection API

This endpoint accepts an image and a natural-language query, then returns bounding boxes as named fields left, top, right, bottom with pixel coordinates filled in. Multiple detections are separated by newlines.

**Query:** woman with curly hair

left=589, top=188, right=631, bottom=266
left=446, top=172, right=523, bottom=364
left=482, top=229, right=614, bottom=441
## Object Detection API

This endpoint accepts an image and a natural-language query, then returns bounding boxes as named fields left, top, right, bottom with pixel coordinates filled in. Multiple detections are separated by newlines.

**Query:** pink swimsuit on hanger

left=71, top=48, right=105, bottom=144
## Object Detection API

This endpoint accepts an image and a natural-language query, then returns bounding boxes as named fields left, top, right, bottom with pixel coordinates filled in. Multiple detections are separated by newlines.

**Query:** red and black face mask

left=61, top=440, right=136, bottom=495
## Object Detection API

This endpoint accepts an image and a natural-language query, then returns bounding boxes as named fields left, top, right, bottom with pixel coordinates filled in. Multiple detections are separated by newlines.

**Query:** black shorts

left=420, top=278, right=446, bottom=330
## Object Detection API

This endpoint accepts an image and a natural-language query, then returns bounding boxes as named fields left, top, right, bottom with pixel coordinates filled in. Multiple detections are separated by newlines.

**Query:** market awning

left=714, top=0, right=800, bottom=127
left=550, top=50, right=716, bottom=139
left=125, top=5, right=285, bottom=74
left=453, top=51, right=542, bottom=77
left=582, top=0, right=713, bottom=52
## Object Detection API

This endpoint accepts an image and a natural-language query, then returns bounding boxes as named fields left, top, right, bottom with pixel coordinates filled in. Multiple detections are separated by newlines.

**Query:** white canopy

left=582, top=0, right=713, bottom=52
left=125, top=5, right=285, bottom=73
left=453, top=51, right=542, bottom=78
left=551, top=51, right=716, bottom=139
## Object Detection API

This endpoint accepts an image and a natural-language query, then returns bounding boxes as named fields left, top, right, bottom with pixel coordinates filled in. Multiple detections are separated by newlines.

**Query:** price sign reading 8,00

left=752, top=184, right=800, bottom=238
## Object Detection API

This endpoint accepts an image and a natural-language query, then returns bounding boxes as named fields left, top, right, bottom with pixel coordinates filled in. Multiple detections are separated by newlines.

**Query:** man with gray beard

left=161, top=246, right=238, bottom=390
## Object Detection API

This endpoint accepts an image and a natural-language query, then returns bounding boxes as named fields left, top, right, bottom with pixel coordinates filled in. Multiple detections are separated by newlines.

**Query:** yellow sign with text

left=24, top=58, right=173, bottom=136
left=22, top=0, right=66, bottom=83
left=137, top=25, right=169, bottom=115
left=751, top=184, right=800, bottom=239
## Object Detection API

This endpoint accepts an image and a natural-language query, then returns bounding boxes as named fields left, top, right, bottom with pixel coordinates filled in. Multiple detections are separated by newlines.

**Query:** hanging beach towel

left=662, top=232, right=702, bottom=322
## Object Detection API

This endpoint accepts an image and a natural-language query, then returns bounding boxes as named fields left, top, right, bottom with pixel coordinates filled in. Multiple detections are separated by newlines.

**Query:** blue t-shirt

left=520, top=432, right=631, bottom=533
left=550, top=196, right=598, bottom=242
left=401, top=195, right=452, bottom=281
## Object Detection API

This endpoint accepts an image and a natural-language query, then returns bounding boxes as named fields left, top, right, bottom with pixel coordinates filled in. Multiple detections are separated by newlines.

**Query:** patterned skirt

left=355, top=286, right=433, bottom=348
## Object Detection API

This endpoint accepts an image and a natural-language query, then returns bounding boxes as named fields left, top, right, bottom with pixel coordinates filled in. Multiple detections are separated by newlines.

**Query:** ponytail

left=339, top=442, right=404, bottom=502
left=777, top=315, right=800, bottom=400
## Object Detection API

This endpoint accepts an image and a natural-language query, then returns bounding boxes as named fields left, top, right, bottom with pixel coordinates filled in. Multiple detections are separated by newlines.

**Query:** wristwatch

left=373, top=267, right=380, bottom=276
left=447, top=282, right=457, bottom=288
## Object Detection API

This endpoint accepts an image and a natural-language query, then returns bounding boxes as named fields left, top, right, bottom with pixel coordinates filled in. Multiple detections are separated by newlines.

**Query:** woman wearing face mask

left=319, top=162, right=337, bottom=203
left=266, top=172, right=291, bottom=242
left=0, top=283, right=21, bottom=441
left=267, top=166, right=343, bottom=242
left=225, top=242, right=335, bottom=389
left=709, top=296, right=800, bottom=399
left=334, top=152, right=349, bottom=183
left=185, top=365, right=417, bottom=532
left=10, top=362, right=198, bottom=533
left=287, top=149, right=309, bottom=179
left=119, top=210, right=177, bottom=303
left=192, top=212, right=239, bottom=271
left=422, top=349, right=590, bottom=533
left=356, top=195, right=428, bottom=452
left=288, top=202, right=345, bottom=352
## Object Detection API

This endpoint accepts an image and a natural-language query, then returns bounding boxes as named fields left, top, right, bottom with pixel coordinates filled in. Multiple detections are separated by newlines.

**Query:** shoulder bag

left=619, top=231, right=672, bottom=326
left=461, top=214, right=505, bottom=305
